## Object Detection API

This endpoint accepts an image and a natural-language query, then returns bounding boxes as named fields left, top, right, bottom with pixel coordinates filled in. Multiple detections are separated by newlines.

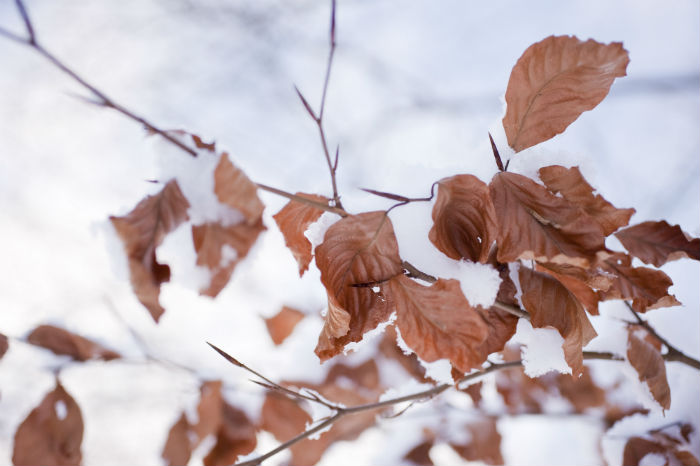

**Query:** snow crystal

left=513, top=319, right=571, bottom=377
left=54, top=400, right=67, bottom=420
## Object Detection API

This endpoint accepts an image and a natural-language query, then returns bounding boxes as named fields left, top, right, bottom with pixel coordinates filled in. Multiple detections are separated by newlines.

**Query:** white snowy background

left=0, top=0, right=698, bottom=465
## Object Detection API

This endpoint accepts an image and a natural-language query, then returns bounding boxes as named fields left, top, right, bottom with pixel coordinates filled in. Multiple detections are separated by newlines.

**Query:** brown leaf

left=622, top=437, right=667, bottom=466
left=539, top=165, right=635, bottom=235
left=621, top=432, right=699, bottom=466
left=556, top=369, right=606, bottom=413
left=379, top=325, right=430, bottom=383
left=325, top=359, right=381, bottom=392
left=461, top=381, right=483, bottom=407
left=273, top=193, right=329, bottom=276
left=203, top=403, right=257, bottom=466
left=404, top=439, right=435, bottom=466
left=192, top=218, right=265, bottom=297
left=616, top=220, right=700, bottom=267
left=162, top=413, right=192, bottom=466
left=490, top=172, right=606, bottom=267
left=519, top=267, right=597, bottom=376
left=13, top=381, right=84, bottom=466
left=260, top=393, right=312, bottom=447
left=314, top=211, right=402, bottom=361
left=110, top=180, right=190, bottom=322
left=503, top=35, right=628, bottom=152
left=0, top=333, right=8, bottom=359
left=26, top=325, right=120, bottom=362
left=264, top=306, right=305, bottom=346
left=214, top=152, right=264, bottom=223
left=429, top=174, right=497, bottom=263
left=536, top=264, right=602, bottom=315
left=390, top=275, right=488, bottom=373
left=599, top=254, right=680, bottom=312
left=450, top=418, right=504, bottom=466
left=192, top=381, right=224, bottom=445
left=627, top=329, right=671, bottom=410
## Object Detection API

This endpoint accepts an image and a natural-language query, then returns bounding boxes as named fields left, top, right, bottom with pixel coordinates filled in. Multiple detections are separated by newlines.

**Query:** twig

left=255, top=183, right=347, bottom=217
left=624, top=302, right=700, bottom=370
left=489, top=132, right=505, bottom=172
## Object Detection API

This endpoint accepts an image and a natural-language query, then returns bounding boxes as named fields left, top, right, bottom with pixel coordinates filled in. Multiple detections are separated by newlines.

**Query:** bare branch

left=489, top=132, right=505, bottom=172
left=14, top=0, right=35, bottom=44
left=256, top=183, right=347, bottom=217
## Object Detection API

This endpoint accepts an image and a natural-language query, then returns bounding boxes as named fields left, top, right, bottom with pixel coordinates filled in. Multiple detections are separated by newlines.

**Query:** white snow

left=512, top=319, right=572, bottom=377
left=304, top=211, right=340, bottom=253
left=54, top=400, right=68, bottom=420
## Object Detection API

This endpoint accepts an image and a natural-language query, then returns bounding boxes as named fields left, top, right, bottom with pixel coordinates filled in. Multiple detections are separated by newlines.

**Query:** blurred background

left=0, top=0, right=698, bottom=465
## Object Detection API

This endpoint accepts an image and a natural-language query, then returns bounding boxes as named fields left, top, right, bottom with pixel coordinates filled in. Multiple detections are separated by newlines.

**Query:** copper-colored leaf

left=622, top=434, right=699, bottom=466
left=192, top=218, right=265, bottom=297
left=203, top=403, right=257, bottom=466
left=616, top=220, right=700, bottom=267
left=12, top=381, right=83, bottom=466
left=536, top=264, right=602, bottom=315
left=519, top=267, right=597, bottom=376
left=264, top=306, right=305, bottom=346
left=214, top=152, right=264, bottom=223
left=404, top=439, right=435, bottom=466
left=490, top=172, right=606, bottom=267
left=273, top=193, right=329, bottom=276
left=0, top=333, right=8, bottom=359
left=27, top=325, right=120, bottom=362
left=260, top=393, right=312, bottom=446
left=379, top=325, right=430, bottom=383
left=627, top=329, right=671, bottom=410
left=110, top=180, right=190, bottom=322
left=503, top=35, right=628, bottom=152
left=450, top=418, right=503, bottom=466
left=599, top=254, right=680, bottom=312
left=162, top=413, right=192, bottom=466
left=429, top=174, right=497, bottom=263
left=390, top=275, right=488, bottom=373
left=314, top=211, right=402, bottom=361
left=325, top=359, right=381, bottom=392
left=192, top=381, right=224, bottom=445
left=539, top=165, right=635, bottom=235
left=556, top=369, right=606, bottom=413
left=622, top=437, right=667, bottom=466
left=461, top=381, right=483, bottom=407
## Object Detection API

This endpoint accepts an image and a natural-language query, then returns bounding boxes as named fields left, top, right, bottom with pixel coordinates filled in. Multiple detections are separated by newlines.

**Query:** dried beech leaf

left=0, top=333, right=8, bottom=359
left=314, top=211, right=402, bottom=360
left=519, top=267, right=597, bottom=376
left=503, top=35, right=628, bottom=152
left=536, top=264, right=601, bottom=315
left=476, top=305, right=519, bottom=359
left=325, top=359, right=381, bottom=392
left=203, top=403, right=257, bottom=466
left=429, top=174, right=497, bottom=263
left=622, top=437, right=667, bottom=466
left=490, top=172, right=606, bottom=267
left=616, top=220, right=700, bottom=267
left=404, top=439, right=435, bottom=466
left=192, top=218, right=265, bottom=297
left=450, top=418, right=503, bottom=466
left=214, top=152, right=264, bottom=223
left=622, top=425, right=699, bottom=466
left=390, top=275, right=488, bottom=373
left=110, top=180, right=190, bottom=322
left=26, top=325, right=120, bottom=362
left=539, top=165, right=635, bottom=235
left=599, top=255, right=680, bottom=312
left=260, top=393, right=312, bottom=445
left=273, top=193, right=329, bottom=276
left=193, top=381, right=223, bottom=445
left=162, top=413, right=192, bottom=466
left=379, top=325, right=430, bottom=383
left=13, top=382, right=84, bottom=466
left=556, top=369, right=606, bottom=412
left=627, top=329, right=671, bottom=410
left=461, top=381, right=484, bottom=407
left=264, top=306, right=305, bottom=346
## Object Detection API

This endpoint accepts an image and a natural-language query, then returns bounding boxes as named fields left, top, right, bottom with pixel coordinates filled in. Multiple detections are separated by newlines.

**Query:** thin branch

left=14, top=0, right=35, bottom=44
left=489, top=132, right=505, bottom=172
left=255, top=183, right=347, bottom=217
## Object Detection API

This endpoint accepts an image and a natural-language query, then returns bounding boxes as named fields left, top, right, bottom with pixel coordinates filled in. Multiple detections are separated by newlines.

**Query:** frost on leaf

left=264, top=306, right=305, bottom=345
left=539, top=165, right=635, bottom=235
left=503, top=35, right=629, bottom=152
left=27, top=325, right=120, bottom=361
left=390, top=275, right=488, bottom=373
left=273, top=193, right=329, bottom=276
left=110, top=180, right=190, bottom=322
left=214, top=152, right=264, bottom=223
left=627, top=328, right=671, bottom=410
left=615, top=220, right=700, bottom=267
left=599, top=253, right=680, bottom=312
left=429, top=174, right=497, bottom=263
left=192, top=218, right=266, bottom=297
left=314, top=211, right=402, bottom=361
left=450, top=418, right=503, bottom=466
left=519, top=267, right=597, bottom=376
left=490, top=172, right=606, bottom=266
left=12, top=381, right=83, bottom=466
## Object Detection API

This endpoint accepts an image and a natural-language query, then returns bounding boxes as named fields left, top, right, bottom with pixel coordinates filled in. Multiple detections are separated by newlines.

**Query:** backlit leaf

left=264, top=306, right=305, bottom=346
left=616, top=220, right=700, bottom=267
left=627, top=328, right=671, bottom=410
left=214, top=152, right=264, bottom=223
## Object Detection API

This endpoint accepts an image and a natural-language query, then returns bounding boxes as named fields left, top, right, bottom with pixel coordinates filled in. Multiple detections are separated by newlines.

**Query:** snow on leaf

left=490, top=172, right=606, bottom=267
left=273, top=193, right=329, bottom=276
left=110, top=180, right=190, bottom=322
left=12, top=381, right=84, bottom=466
left=213, top=152, right=264, bottom=223
left=26, top=325, right=120, bottom=361
left=449, top=418, right=503, bottom=466
left=519, top=266, right=597, bottom=376
left=627, top=329, right=671, bottom=410
left=264, top=306, right=305, bottom=346
left=390, top=274, right=488, bottom=373
left=503, top=35, right=629, bottom=152
left=539, top=165, right=635, bottom=235
left=599, top=254, right=680, bottom=312
left=429, top=174, right=497, bottom=263
left=615, top=220, right=700, bottom=267
left=162, top=413, right=192, bottom=466
left=203, top=403, right=257, bottom=466
left=622, top=427, right=698, bottom=466
left=314, top=211, right=402, bottom=361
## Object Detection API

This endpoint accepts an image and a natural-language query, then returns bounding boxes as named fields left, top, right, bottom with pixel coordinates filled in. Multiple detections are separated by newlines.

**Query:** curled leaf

left=503, top=35, right=629, bottom=152
left=627, top=329, right=671, bottom=410
left=616, top=220, right=700, bottom=267
left=110, top=180, right=190, bottom=322
left=27, top=325, right=120, bottom=361
left=429, top=174, right=497, bottom=263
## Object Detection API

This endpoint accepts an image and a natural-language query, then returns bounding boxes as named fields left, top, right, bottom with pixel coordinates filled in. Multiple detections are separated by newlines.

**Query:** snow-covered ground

left=1, top=1, right=698, bottom=465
